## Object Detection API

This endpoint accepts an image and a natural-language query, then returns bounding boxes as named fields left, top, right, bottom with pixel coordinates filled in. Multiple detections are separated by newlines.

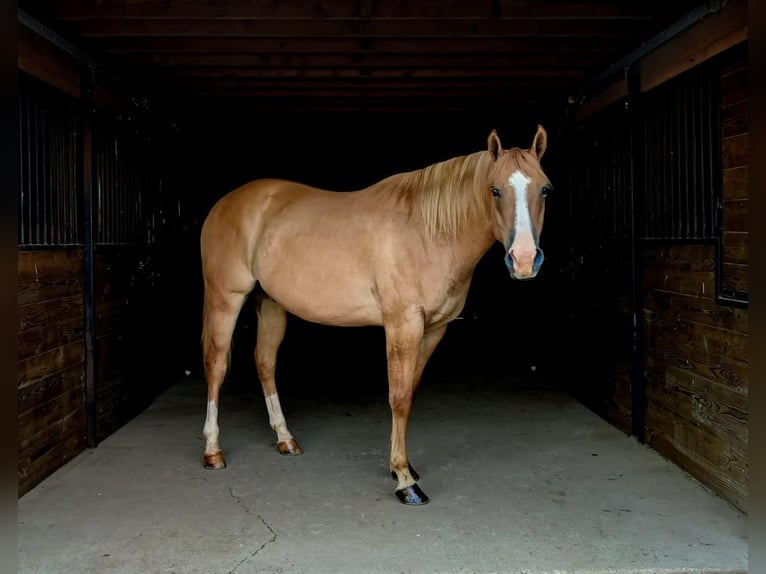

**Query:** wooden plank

left=17, top=314, right=83, bottom=361
left=73, top=17, right=646, bottom=39
left=642, top=268, right=716, bottom=299
left=17, top=386, right=85, bottom=449
left=638, top=0, right=747, bottom=93
left=17, top=275, right=83, bottom=306
left=18, top=249, right=84, bottom=281
left=723, top=231, right=748, bottom=265
left=17, top=366, right=83, bottom=418
left=643, top=313, right=748, bottom=365
left=641, top=244, right=715, bottom=272
left=17, top=296, right=84, bottom=360
left=105, top=36, right=625, bottom=56
left=18, top=340, right=84, bottom=389
left=49, top=0, right=660, bottom=20
left=721, top=98, right=749, bottom=138
left=720, top=64, right=748, bottom=108
left=645, top=358, right=748, bottom=451
left=17, top=410, right=86, bottom=497
left=720, top=41, right=748, bottom=76
left=141, top=54, right=606, bottom=74
left=722, top=133, right=748, bottom=169
left=723, top=166, right=748, bottom=200
left=643, top=328, right=747, bottom=394
left=574, top=76, right=627, bottom=123
left=645, top=410, right=747, bottom=512
left=643, top=288, right=748, bottom=334
left=722, top=263, right=749, bottom=293
left=723, top=198, right=748, bottom=232
left=17, top=27, right=81, bottom=99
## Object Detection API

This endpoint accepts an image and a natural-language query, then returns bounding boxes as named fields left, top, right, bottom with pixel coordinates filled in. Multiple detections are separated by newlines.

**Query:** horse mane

left=369, top=150, right=496, bottom=240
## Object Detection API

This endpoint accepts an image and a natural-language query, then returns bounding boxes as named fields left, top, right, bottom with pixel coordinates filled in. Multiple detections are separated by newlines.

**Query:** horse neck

left=447, top=212, right=497, bottom=272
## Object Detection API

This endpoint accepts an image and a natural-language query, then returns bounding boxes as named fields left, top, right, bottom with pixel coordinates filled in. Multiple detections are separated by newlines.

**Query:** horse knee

left=255, top=353, right=275, bottom=378
left=389, top=389, right=413, bottom=416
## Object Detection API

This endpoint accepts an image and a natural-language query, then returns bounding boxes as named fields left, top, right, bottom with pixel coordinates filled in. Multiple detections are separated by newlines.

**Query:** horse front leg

left=384, top=312, right=429, bottom=505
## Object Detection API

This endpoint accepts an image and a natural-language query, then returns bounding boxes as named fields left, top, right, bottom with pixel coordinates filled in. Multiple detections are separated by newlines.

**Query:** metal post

left=627, top=66, right=646, bottom=443
left=82, top=66, right=98, bottom=449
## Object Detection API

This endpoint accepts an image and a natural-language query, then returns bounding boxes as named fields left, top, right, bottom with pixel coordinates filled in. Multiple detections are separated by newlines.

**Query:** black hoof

left=395, top=483, right=429, bottom=505
left=390, top=463, right=419, bottom=482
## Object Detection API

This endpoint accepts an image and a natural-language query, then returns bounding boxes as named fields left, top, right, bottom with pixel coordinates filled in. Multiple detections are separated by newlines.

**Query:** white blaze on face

left=507, top=169, right=537, bottom=275
left=509, top=170, right=532, bottom=233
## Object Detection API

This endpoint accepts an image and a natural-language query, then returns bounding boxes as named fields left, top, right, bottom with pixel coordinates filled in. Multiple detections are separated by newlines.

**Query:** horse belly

left=257, top=255, right=382, bottom=327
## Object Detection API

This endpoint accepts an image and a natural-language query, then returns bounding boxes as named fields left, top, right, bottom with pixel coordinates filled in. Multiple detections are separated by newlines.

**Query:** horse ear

left=488, top=130, right=503, bottom=160
left=530, top=124, right=547, bottom=160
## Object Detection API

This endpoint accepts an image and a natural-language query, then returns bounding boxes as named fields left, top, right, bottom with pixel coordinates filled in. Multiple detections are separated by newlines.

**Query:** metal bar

left=82, top=68, right=98, bottom=449
left=627, top=67, right=645, bottom=443
left=19, top=90, right=25, bottom=245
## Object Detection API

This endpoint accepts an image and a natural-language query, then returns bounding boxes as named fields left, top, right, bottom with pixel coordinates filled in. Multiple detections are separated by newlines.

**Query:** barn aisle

left=18, top=370, right=746, bottom=574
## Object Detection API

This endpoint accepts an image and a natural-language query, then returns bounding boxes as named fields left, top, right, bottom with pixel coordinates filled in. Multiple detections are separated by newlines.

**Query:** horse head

left=486, top=125, right=551, bottom=280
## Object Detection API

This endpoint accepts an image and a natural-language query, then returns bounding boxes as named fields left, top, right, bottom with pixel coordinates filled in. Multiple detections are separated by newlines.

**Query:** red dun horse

left=200, top=126, right=551, bottom=505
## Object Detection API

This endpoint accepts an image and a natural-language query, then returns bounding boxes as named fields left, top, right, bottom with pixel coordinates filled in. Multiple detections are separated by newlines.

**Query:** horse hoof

left=395, top=483, right=429, bottom=506
left=204, top=451, right=226, bottom=469
left=277, top=439, right=303, bottom=455
left=390, top=463, right=419, bottom=482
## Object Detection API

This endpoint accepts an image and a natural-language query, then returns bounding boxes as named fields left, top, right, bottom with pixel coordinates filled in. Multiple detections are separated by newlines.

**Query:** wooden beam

left=98, top=36, right=626, bottom=55
left=114, top=52, right=604, bottom=71
left=574, top=75, right=628, bottom=122
left=50, top=0, right=658, bottom=21
left=162, top=78, right=566, bottom=98
left=638, top=0, right=748, bottom=93
left=17, top=26, right=81, bottom=98
left=72, top=17, right=646, bottom=38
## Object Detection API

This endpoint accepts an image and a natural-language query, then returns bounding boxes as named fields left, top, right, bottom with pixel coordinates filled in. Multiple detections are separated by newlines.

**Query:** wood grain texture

left=641, top=243, right=748, bottom=512
left=646, top=405, right=747, bottom=511
left=723, top=166, right=748, bottom=200
left=723, top=134, right=748, bottom=169
left=17, top=249, right=86, bottom=498
left=17, top=27, right=81, bottom=99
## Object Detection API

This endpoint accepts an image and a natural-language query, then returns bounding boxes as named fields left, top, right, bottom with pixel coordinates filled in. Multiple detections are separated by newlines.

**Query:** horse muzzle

left=504, top=246, right=544, bottom=280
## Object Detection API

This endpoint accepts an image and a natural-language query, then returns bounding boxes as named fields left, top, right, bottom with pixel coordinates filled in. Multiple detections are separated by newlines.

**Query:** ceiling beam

left=71, top=17, right=647, bottom=38
left=48, top=0, right=658, bottom=21
left=96, top=36, right=625, bottom=56
left=118, top=52, right=604, bottom=71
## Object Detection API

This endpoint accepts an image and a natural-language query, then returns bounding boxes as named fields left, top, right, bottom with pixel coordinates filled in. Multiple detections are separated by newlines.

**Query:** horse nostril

left=534, top=248, right=544, bottom=269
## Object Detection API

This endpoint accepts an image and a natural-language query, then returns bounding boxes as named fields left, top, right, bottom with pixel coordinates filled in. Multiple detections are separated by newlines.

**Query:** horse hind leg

left=255, top=294, right=302, bottom=455
left=201, top=289, right=248, bottom=469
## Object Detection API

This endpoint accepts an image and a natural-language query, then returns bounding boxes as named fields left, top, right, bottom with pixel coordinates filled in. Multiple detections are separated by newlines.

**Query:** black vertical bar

left=82, top=68, right=98, bottom=449
left=627, top=66, right=645, bottom=444
left=19, top=88, right=25, bottom=245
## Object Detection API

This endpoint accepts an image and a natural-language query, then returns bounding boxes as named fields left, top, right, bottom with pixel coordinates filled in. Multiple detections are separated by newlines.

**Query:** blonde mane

left=369, top=150, right=496, bottom=240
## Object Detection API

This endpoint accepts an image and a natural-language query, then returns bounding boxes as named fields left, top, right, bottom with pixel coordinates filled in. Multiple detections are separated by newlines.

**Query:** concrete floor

left=18, top=370, right=747, bottom=574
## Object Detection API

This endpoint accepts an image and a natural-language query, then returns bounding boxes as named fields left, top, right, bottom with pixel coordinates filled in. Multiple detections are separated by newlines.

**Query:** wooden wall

left=17, top=28, right=180, bottom=497
left=642, top=244, right=748, bottom=511
left=720, top=43, right=749, bottom=298
left=94, top=248, right=170, bottom=441
left=17, top=250, right=86, bottom=496
left=566, top=40, right=749, bottom=513
left=639, top=43, right=749, bottom=513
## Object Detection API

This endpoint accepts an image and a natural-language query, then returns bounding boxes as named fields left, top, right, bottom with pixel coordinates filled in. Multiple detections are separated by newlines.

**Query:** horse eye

left=541, top=185, right=552, bottom=198
left=491, top=187, right=501, bottom=198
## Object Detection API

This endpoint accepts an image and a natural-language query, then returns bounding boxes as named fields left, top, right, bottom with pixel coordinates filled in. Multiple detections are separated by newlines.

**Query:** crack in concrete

left=227, top=486, right=277, bottom=574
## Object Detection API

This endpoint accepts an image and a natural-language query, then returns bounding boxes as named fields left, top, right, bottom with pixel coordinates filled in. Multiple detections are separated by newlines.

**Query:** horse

left=199, top=125, right=552, bottom=505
